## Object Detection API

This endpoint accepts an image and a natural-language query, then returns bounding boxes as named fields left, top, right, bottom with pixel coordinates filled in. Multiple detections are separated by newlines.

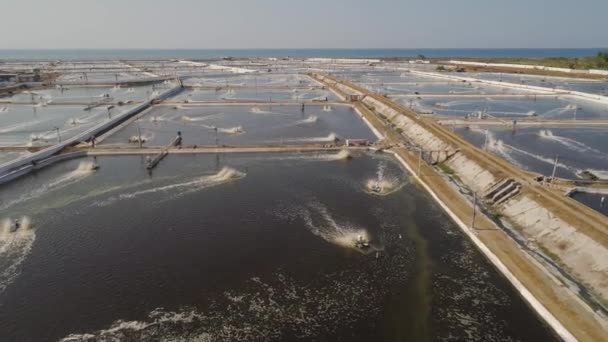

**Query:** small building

left=346, top=94, right=364, bottom=102
left=345, top=139, right=370, bottom=147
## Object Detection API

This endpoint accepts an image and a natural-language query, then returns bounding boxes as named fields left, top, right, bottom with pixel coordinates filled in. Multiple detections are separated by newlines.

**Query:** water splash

left=249, top=106, right=270, bottom=114
left=0, top=120, right=43, bottom=134
left=217, top=126, right=245, bottom=135
left=276, top=200, right=376, bottom=253
left=484, top=133, right=525, bottom=168
left=279, top=115, right=319, bottom=129
left=128, top=132, right=154, bottom=144
left=249, top=107, right=291, bottom=116
left=541, top=104, right=578, bottom=118
left=95, top=167, right=246, bottom=206
left=538, top=129, right=606, bottom=156
left=296, top=115, right=318, bottom=125
left=333, top=149, right=352, bottom=161
left=0, top=161, right=97, bottom=211
left=281, top=133, right=339, bottom=144
left=181, top=113, right=225, bottom=122
left=365, top=161, right=405, bottom=196
left=0, top=216, right=36, bottom=293
left=486, top=133, right=580, bottom=174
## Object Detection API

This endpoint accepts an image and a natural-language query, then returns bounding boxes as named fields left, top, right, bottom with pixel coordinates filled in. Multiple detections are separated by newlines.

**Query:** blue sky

left=1, top=0, right=607, bottom=49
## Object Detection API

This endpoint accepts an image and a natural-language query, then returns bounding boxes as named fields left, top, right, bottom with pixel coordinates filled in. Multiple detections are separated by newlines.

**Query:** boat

left=355, top=235, right=370, bottom=249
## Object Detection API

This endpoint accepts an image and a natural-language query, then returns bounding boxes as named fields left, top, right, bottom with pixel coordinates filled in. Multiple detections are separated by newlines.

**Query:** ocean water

left=0, top=48, right=605, bottom=60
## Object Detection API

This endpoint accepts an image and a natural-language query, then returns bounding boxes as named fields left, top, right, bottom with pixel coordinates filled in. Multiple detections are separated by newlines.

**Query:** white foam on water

left=249, top=106, right=267, bottom=114
left=0, top=216, right=36, bottom=293
left=537, top=129, right=606, bottom=156
left=278, top=115, right=319, bottom=129
left=222, top=89, right=236, bottom=99
left=0, top=161, right=97, bottom=211
left=217, top=126, right=245, bottom=135
left=128, top=132, right=154, bottom=144
left=485, top=133, right=525, bottom=168
left=277, top=199, right=376, bottom=252
left=297, top=115, right=318, bottom=125
left=249, top=107, right=292, bottom=116
left=0, top=120, right=43, bottom=134
left=262, top=150, right=352, bottom=163
left=95, top=167, right=245, bottom=206
left=181, top=113, right=225, bottom=123
left=281, top=132, right=338, bottom=144
left=434, top=99, right=478, bottom=108
left=499, top=141, right=580, bottom=174
left=541, top=104, right=578, bottom=118
left=58, top=270, right=387, bottom=342
left=151, top=112, right=181, bottom=123
left=365, top=161, right=406, bottom=196
left=69, top=109, right=107, bottom=125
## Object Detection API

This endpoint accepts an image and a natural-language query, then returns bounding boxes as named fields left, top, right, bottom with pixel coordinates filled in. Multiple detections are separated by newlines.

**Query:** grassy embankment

left=475, top=50, right=608, bottom=70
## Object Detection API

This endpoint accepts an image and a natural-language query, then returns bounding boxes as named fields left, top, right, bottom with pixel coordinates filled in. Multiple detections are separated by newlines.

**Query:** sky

left=1, top=0, right=607, bottom=49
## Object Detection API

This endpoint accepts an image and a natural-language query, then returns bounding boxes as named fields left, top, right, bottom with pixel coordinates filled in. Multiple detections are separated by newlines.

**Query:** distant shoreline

left=1, top=48, right=607, bottom=61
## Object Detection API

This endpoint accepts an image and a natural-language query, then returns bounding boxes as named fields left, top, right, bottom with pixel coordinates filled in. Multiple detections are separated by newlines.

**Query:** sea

left=0, top=48, right=605, bottom=60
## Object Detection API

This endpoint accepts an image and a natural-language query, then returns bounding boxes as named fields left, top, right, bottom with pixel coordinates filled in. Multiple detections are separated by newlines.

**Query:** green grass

left=437, top=162, right=462, bottom=183
left=476, top=51, right=608, bottom=71
left=538, top=244, right=561, bottom=264
left=437, top=162, right=455, bottom=175
left=580, top=170, right=599, bottom=181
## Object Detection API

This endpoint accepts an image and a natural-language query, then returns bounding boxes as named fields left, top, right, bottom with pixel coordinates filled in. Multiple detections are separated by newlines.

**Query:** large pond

left=0, top=153, right=555, bottom=341
left=101, top=104, right=377, bottom=147
left=454, top=126, right=608, bottom=179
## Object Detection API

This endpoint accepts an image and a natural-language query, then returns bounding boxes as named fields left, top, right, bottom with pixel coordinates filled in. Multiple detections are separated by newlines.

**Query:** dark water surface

left=455, top=126, right=608, bottom=180
left=102, top=104, right=376, bottom=147
left=571, top=192, right=608, bottom=217
left=0, top=153, right=555, bottom=341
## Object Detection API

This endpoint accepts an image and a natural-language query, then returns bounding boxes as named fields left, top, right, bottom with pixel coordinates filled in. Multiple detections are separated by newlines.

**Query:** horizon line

left=1, top=47, right=607, bottom=51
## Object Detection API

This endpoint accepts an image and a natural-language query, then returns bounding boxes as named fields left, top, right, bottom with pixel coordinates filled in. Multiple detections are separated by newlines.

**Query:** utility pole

left=471, top=192, right=477, bottom=229
left=417, top=147, right=422, bottom=176
left=483, top=129, right=489, bottom=150
left=550, top=155, right=559, bottom=183
left=54, top=127, right=62, bottom=142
